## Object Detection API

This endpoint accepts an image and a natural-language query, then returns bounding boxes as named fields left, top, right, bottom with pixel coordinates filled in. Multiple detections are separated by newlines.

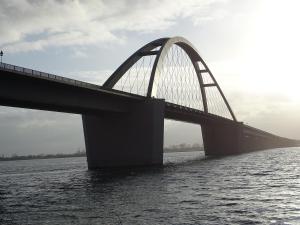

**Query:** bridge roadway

left=0, top=62, right=299, bottom=168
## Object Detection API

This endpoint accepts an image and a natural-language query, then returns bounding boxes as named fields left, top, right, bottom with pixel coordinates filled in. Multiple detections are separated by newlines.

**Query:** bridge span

left=0, top=37, right=299, bottom=169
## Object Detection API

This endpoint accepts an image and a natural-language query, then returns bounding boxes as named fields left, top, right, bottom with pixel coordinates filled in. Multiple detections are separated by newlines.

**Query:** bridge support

left=82, top=99, right=165, bottom=169
left=201, top=122, right=243, bottom=156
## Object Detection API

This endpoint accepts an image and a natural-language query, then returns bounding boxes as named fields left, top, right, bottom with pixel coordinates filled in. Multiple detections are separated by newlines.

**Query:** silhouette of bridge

left=0, top=37, right=299, bottom=169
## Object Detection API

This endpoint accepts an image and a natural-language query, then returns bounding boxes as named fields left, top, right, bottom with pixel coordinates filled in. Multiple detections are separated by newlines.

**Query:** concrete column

left=82, top=99, right=165, bottom=169
left=201, top=122, right=243, bottom=156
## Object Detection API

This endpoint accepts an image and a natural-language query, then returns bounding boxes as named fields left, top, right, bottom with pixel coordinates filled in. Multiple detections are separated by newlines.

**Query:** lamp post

left=0, top=50, right=3, bottom=63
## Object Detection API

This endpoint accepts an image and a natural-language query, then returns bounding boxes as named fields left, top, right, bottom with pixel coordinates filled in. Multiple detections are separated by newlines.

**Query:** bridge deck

left=0, top=62, right=143, bottom=100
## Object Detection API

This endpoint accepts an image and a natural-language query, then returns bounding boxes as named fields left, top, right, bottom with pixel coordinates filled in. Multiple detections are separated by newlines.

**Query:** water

left=0, top=148, right=299, bottom=225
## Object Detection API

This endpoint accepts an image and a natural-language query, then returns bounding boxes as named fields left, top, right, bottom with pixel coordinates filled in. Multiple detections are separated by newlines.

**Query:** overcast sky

left=0, top=0, right=300, bottom=155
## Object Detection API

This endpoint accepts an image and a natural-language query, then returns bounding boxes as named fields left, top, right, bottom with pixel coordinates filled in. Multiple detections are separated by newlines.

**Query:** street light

left=0, top=50, right=3, bottom=63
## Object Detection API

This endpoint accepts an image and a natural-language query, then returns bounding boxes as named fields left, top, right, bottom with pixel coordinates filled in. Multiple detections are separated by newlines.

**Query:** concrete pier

left=82, top=99, right=165, bottom=169
left=201, top=122, right=243, bottom=156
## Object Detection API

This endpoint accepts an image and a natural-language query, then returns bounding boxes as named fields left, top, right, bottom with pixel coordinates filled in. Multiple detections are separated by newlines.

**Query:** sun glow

left=240, top=0, right=300, bottom=102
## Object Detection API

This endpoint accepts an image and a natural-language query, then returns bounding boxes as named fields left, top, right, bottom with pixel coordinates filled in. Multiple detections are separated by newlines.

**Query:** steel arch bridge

left=0, top=36, right=299, bottom=169
left=104, top=37, right=236, bottom=121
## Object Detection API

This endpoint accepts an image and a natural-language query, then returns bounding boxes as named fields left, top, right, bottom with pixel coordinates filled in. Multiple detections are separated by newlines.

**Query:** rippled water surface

left=0, top=148, right=299, bottom=225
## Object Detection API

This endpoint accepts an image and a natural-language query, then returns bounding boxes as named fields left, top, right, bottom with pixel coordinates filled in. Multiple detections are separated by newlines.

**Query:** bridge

left=0, top=37, right=299, bottom=169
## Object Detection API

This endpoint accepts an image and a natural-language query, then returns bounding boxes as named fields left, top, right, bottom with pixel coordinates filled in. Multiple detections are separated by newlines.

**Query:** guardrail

left=0, top=62, right=100, bottom=89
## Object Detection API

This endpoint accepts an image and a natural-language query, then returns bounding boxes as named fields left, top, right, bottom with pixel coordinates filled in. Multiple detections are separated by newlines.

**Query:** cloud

left=64, top=69, right=113, bottom=85
left=71, top=48, right=88, bottom=59
left=0, top=0, right=228, bottom=53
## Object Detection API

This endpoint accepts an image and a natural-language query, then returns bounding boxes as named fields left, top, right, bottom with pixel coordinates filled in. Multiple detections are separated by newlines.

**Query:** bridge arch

left=103, top=37, right=236, bottom=121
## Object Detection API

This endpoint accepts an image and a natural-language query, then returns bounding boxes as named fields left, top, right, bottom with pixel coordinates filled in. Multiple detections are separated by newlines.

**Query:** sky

left=0, top=0, right=300, bottom=155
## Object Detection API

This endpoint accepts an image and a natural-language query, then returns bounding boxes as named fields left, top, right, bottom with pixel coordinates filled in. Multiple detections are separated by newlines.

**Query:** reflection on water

left=0, top=148, right=299, bottom=225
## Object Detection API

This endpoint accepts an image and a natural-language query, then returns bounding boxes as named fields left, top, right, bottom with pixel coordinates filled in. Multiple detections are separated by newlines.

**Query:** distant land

left=0, top=150, right=86, bottom=162
left=164, top=143, right=203, bottom=153
left=0, top=143, right=203, bottom=161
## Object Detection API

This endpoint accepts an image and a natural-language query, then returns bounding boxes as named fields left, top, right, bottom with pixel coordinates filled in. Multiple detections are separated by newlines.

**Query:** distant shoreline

left=0, top=145, right=204, bottom=162
left=164, top=147, right=203, bottom=153
left=0, top=151, right=86, bottom=162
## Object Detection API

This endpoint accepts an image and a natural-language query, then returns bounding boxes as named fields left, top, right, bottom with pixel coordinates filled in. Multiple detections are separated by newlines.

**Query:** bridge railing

left=0, top=62, right=150, bottom=101
left=0, top=62, right=101, bottom=90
